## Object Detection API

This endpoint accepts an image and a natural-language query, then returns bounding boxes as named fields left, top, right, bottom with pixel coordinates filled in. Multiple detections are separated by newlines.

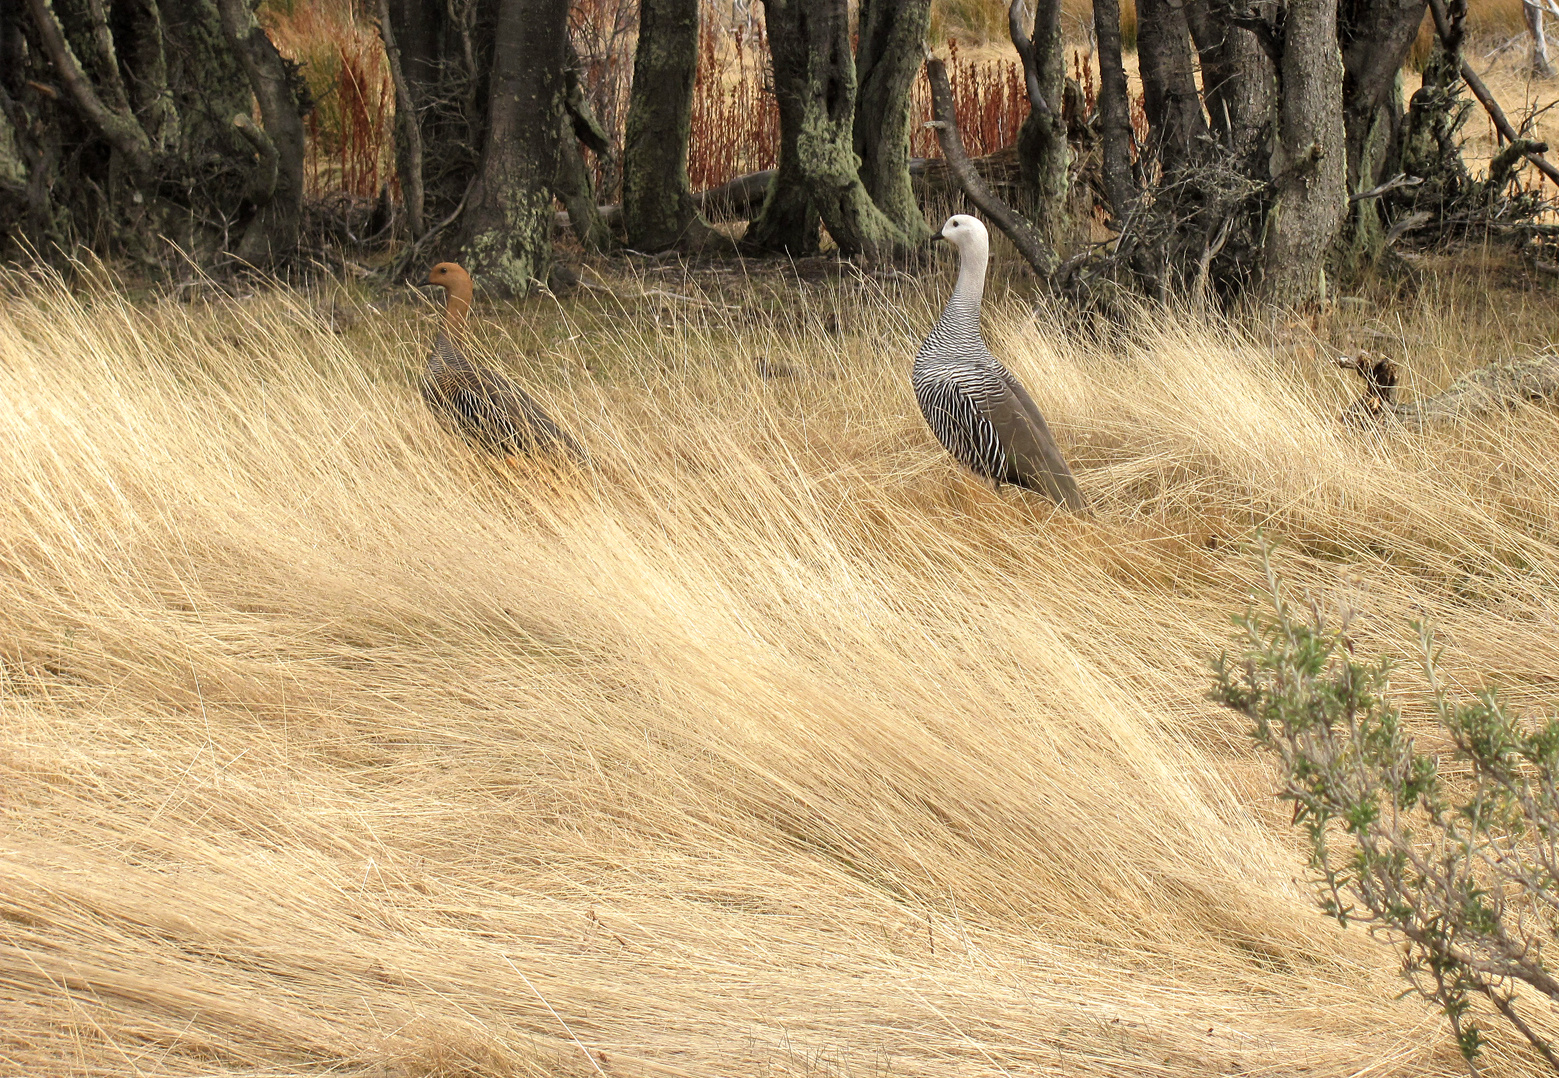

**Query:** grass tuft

left=1, top=254, right=1557, bottom=1073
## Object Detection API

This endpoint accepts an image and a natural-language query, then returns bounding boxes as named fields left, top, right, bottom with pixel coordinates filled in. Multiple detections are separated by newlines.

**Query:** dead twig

left=1426, top=0, right=1559, bottom=188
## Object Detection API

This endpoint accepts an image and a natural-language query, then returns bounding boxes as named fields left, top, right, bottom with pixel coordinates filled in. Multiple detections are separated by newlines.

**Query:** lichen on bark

left=459, top=0, right=567, bottom=297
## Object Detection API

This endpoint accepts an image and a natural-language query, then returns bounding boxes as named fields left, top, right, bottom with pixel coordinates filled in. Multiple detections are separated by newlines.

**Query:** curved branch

left=1006, top=0, right=1054, bottom=120
left=25, top=0, right=154, bottom=176
left=1425, top=0, right=1559, bottom=188
left=231, top=112, right=278, bottom=206
left=925, top=57, right=1056, bottom=277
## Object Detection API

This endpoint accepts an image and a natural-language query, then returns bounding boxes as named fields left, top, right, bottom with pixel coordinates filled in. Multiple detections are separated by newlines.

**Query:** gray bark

left=853, top=0, right=933, bottom=243
left=1135, top=0, right=1209, bottom=176
left=622, top=0, right=719, bottom=252
left=1183, top=0, right=1274, bottom=175
left=1091, top=0, right=1137, bottom=222
left=460, top=0, right=567, bottom=295
left=385, top=0, right=497, bottom=247
left=1527, top=0, right=1554, bottom=78
left=1340, top=0, right=1427, bottom=191
left=1261, top=0, right=1348, bottom=303
left=1012, top=0, right=1070, bottom=234
left=749, top=0, right=909, bottom=260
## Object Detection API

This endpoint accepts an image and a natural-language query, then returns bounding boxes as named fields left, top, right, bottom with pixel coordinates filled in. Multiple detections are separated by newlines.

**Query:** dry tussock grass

left=1, top=255, right=1558, bottom=1077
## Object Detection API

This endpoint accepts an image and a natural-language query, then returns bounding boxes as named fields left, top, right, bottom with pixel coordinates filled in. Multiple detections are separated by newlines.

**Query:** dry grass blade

left=1, top=257, right=1558, bottom=1076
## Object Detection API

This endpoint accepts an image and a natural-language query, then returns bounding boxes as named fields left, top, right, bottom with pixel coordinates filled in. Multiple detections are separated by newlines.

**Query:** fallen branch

left=1341, top=350, right=1559, bottom=425
left=1350, top=173, right=1423, bottom=202
left=924, top=56, right=1057, bottom=277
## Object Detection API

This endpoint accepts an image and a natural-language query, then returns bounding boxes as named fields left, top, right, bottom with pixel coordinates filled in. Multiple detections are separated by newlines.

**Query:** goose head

left=934, top=214, right=989, bottom=258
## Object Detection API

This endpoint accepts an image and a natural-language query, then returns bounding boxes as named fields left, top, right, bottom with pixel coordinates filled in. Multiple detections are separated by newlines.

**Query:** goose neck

left=441, top=280, right=473, bottom=341
left=950, top=242, right=988, bottom=311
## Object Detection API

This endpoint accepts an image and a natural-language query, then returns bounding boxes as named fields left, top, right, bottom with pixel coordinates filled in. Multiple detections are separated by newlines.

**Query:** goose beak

left=927, top=233, right=946, bottom=244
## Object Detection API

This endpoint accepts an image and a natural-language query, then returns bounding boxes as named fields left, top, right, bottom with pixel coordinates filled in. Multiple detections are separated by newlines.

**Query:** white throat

left=950, top=232, right=989, bottom=310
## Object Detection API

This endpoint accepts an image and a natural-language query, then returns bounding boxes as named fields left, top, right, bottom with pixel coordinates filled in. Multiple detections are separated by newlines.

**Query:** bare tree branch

left=924, top=57, right=1057, bottom=277
left=1426, top=0, right=1559, bottom=188
left=1006, top=0, right=1054, bottom=120
left=25, top=0, right=154, bottom=176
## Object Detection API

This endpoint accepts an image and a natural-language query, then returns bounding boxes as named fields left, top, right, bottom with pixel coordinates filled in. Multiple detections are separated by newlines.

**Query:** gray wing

left=486, top=376, right=590, bottom=464
left=423, top=366, right=588, bottom=464
left=984, top=368, right=1086, bottom=510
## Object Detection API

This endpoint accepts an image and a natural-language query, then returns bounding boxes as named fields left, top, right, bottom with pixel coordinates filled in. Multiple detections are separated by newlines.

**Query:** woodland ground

left=1, top=236, right=1558, bottom=1078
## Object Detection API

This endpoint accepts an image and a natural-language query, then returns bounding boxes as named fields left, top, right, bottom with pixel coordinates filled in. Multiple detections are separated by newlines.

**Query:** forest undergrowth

left=1, top=250, right=1559, bottom=1076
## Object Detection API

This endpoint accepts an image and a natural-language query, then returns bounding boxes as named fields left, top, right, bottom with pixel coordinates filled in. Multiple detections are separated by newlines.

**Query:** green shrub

left=1213, top=540, right=1559, bottom=1074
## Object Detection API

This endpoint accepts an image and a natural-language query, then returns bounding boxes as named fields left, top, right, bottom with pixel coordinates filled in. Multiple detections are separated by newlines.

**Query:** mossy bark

left=1014, top=0, right=1070, bottom=236
left=460, top=0, right=567, bottom=296
left=853, top=0, right=932, bottom=244
left=748, top=0, right=909, bottom=260
left=2, top=0, right=304, bottom=265
left=556, top=116, right=615, bottom=252
left=622, top=0, right=718, bottom=252
left=214, top=0, right=307, bottom=267
left=1336, top=80, right=1400, bottom=282
left=742, top=16, right=819, bottom=256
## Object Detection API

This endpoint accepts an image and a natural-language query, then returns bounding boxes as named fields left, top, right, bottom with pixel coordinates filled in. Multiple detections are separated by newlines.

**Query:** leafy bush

left=1213, top=541, right=1559, bottom=1074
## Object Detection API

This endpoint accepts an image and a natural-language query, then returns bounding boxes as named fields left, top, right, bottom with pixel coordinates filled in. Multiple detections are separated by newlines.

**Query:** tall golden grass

left=2, top=253, right=1558, bottom=1075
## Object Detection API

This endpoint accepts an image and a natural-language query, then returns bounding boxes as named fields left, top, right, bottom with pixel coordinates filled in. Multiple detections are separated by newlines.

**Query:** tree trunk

left=378, top=0, right=425, bottom=239
left=1527, top=0, right=1554, bottom=78
left=385, top=0, right=498, bottom=250
left=749, top=0, right=908, bottom=260
left=214, top=0, right=307, bottom=267
left=742, top=8, right=820, bottom=255
left=7, top=0, right=300, bottom=266
left=1135, top=0, right=1209, bottom=176
left=1183, top=0, right=1275, bottom=175
left=1261, top=0, right=1348, bottom=303
left=556, top=45, right=616, bottom=252
left=556, top=117, right=616, bottom=251
left=459, top=0, right=567, bottom=295
left=853, top=0, right=933, bottom=243
left=622, top=0, right=719, bottom=252
left=1090, top=0, right=1137, bottom=223
left=1013, top=0, right=1070, bottom=235
left=1340, top=0, right=1427, bottom=190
